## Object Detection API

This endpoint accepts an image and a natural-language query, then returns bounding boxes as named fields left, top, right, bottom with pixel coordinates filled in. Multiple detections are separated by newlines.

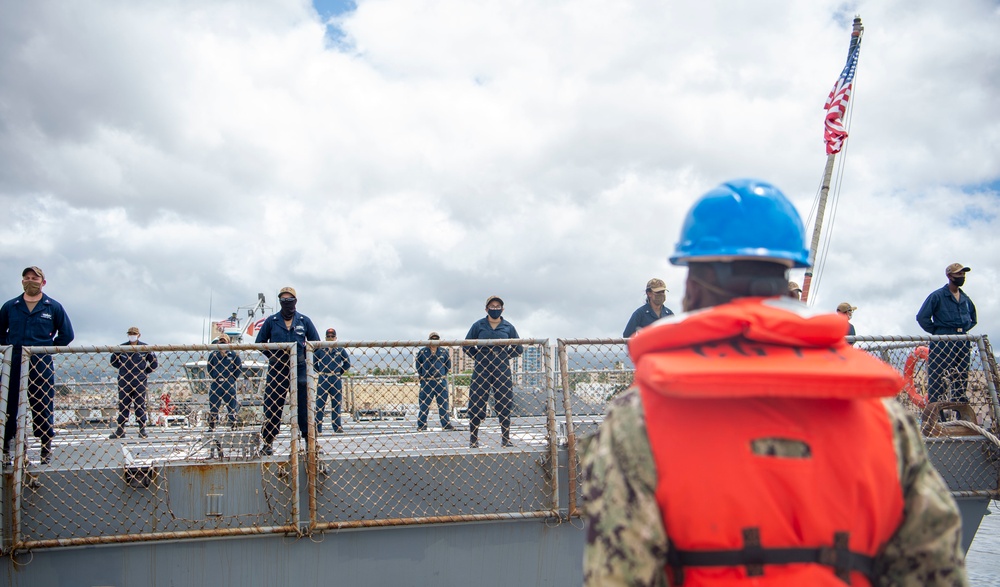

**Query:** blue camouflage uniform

left=464, top=318, right=523, bottom=445
left=416, top=345, right=452, bottom=430
left=207, top=348, right=243, bottom=430
left=916, top=284, right=977, bottom=403
left=110, top=342, right=158, bottom=432
left=255, top=312, right=320, bottom=445
left=622, top=302, right=674, bottom=338
left=314, top=346, right=350, bottom=433
left=0, top=293, right=74, bottom=452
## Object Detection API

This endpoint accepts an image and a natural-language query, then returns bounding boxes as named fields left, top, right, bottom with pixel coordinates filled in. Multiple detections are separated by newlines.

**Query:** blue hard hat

left=669, top=178, right=812, bottom=268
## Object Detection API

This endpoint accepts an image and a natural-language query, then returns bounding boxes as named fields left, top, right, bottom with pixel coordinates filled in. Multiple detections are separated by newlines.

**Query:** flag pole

left=801, top=16, right=864, bottom=303
left=800, top=154, right=836, bottom=303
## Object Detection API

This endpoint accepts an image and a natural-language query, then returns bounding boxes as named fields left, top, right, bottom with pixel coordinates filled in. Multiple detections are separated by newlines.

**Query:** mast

left=801, top=16, right=864, bottom=303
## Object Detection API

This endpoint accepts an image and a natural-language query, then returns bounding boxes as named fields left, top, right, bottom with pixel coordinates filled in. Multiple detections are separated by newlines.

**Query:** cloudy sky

left=1, top=0, right=997, bottom=346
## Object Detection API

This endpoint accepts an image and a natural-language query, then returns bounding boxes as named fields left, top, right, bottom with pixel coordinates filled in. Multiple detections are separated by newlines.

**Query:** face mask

left=279, top=297, right=297, bottom=318
left=128, top=335, right=139, bottom=343
left=487, top=308, right=503, bottom=319
left=951, top=275, right=966, bottom=287
left=22, top=282, right=41, bottom=296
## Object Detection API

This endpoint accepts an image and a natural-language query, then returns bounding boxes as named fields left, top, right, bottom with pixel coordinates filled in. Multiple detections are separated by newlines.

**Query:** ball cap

left=22, top=266, right=45, bottom=280
left=945, top=263, right=971, bottom=276
left=325, top=328, right=336, bottom=337
left=788, top=281, right=802, bottom=293
left=127, top=326, right=140, bottom=335
left=485, top=295, right=504, bottom=307
left=645, top=278, right=667, bottom=292
left=278, top=286, right=297, bottom=298
left=837, top=302, right=857, bottom=314
left=428, top=332, right=440, bottom=340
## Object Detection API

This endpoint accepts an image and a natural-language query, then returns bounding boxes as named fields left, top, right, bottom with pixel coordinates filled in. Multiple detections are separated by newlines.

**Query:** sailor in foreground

left=582, top=179, right=966, bottom=586
left=255, top=287, right=320, bottom=455
left=0, top=266, right=74, bottom=465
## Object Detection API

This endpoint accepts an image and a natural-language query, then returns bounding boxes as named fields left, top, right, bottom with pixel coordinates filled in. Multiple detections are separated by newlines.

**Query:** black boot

left=109, top=427, right=125, bottom=439
left=40, top=438, right=52, bottom=464
left=469, top=422, right=479, bottom=448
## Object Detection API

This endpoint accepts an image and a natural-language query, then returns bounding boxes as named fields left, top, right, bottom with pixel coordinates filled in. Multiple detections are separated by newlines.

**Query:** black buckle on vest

left=667, top=528, right=874, bottom=586
left=742, top=527, right=765, bottom=577
left=818, top=532, right=852, bottom=583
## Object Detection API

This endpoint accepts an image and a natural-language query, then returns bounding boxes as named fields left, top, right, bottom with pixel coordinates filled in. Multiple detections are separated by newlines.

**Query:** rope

left=951, top=420, right=1000, bottom=449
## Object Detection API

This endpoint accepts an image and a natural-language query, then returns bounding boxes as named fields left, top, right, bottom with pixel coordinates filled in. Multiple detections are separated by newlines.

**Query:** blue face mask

left=487, top=308, right=503, bottom=319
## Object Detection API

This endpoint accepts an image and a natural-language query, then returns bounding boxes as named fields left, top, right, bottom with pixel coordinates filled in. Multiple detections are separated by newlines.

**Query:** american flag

left=824, top=31, right=862, bottom=155
left=215, top=318, right=237, bottom=330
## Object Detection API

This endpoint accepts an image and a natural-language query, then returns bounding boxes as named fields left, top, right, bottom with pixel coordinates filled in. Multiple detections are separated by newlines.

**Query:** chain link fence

left=1, top=343, right=300, bottom=552
left=3, top=334, right=999, bottom=554
left=304, top=339, right=558, bottom=532
left=553, top=335, right=1000, bottom=513
left=851, top=335, right=1000, bottom=497
left=1, top=338, right=561, bottom=552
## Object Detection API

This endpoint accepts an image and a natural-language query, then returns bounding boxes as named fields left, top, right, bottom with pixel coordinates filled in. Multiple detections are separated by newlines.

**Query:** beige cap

left=21, top=265, right=45, bottom=281
left=945, top=263, right=971, bottom=276
left=788, top=281, right=802, bottom=293
left=278, top=286, right=297, bottom=298
left=22, top=266, right=45, bottom=280
left=837, top=302, right=857, bottom=314
left=485, top=295, right=504, bottom=307
left=127, top=326, right=140, bottom=335
left=645, top=278, right=667, bottom=292
left=429, top=332, right=440, bottom=340
left=218, top=334, right=230, bottom=343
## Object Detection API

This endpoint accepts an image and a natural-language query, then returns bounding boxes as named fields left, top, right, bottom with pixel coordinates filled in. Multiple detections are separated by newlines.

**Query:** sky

left=1, top=0, right=998, bottom=346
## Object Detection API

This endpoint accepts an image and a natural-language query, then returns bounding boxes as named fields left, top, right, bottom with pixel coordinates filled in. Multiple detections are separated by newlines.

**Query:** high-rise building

left=520, top=346, right=543, bottom=388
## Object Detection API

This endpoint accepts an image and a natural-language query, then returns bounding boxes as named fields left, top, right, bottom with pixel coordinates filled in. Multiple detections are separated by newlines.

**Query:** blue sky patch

left=312, top=0, right=356, bottom=45
left=962, top=177, right=1000, bottom=194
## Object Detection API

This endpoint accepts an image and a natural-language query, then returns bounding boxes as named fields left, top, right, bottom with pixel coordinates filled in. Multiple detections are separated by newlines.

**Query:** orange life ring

left=903, top=346, right=929, bottom=408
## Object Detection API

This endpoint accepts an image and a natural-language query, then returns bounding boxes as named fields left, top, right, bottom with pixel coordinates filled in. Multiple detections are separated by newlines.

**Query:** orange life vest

left=632, top=298, right=906, bottom=586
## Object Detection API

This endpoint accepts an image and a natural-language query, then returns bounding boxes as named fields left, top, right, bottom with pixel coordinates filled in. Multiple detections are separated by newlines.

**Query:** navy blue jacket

left=464, top=317, right=524, bottom=363
left=111, top=341, right=158, bottom=390
left=622, top=302, right=674, bottom=338
left=0, top=293, right=74, bottom=347
left=416, top=346, right=451, bottom=379
left=916, top=284, right=977, bottom=334
left=255, top=312, right=321, bottom=374
left=208, top=350, right=243, bottom=383
left=314, top=347, right=350, bottom=376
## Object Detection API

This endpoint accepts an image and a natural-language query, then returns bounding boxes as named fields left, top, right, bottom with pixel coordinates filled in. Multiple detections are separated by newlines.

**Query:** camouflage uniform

left=581, top=389, right=969, bottom=586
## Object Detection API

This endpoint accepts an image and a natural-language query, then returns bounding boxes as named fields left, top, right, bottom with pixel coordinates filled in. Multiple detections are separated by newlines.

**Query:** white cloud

left=0, top=0, right=997, bottom=348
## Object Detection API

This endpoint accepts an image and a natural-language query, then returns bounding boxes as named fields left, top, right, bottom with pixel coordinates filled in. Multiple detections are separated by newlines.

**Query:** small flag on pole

left=246, top=317, right=266, bottom=336
left=824, top=29, right=862, bottom=155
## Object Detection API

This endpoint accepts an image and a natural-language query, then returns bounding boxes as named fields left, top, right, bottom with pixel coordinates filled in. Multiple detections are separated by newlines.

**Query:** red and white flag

left=246, top=317, right=266, bottom=336
left=824, top=30, right=862, bottom=155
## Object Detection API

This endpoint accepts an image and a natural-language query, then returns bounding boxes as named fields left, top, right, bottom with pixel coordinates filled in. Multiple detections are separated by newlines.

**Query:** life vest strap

left=667, top=529, right=873, bottom=585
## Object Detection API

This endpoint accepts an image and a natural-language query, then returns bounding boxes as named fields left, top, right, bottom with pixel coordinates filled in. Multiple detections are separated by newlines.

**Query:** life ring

left=903, top=346, right=929, bottom=408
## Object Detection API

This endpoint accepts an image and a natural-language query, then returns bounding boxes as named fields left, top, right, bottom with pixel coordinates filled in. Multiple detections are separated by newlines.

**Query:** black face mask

left=279, top=297, right=297, bottom=319
left=487, top=308, right=503, bottom=319
left=950, top=276, right=966, bottom=287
